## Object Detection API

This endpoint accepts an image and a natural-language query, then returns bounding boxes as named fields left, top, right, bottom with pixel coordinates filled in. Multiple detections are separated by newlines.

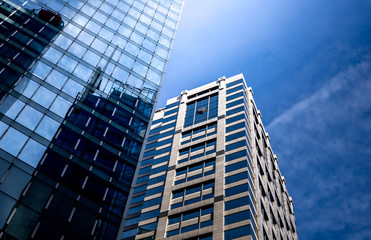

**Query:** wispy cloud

left=266, top=57, right=371, bottom=239
left=267, top=57, right=371, bottom=130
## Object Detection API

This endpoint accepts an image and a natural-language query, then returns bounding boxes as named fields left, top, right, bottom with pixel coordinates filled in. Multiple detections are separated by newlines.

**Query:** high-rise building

left=0, top=2, right=64, bottom=113
left=0, top=0, right=184, bottom=239
left=121, top=74, right=298, bottom=240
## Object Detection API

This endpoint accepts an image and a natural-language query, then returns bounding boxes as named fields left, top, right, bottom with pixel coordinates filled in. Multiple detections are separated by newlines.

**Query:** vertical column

left=247, top=87, right=264, bottom=239
left=155, top=92, right=187, bottom=239
left=213, top=77, right=226, bottom=240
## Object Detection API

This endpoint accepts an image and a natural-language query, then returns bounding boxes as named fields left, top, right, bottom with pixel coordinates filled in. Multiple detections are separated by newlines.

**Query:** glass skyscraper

left=0, top=0, right=184, bottom=239
left=121, top=74, right=298, bottom=240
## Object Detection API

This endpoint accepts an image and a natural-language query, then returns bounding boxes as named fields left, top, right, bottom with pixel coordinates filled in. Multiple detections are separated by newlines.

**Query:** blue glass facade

left=2, top=87, right=149, bottom=239
left=0, top=0, right=184, bottom=239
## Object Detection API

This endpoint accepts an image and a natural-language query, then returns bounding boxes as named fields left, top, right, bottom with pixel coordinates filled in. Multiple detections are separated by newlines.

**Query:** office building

left=0, top=2, right=64, bottom=113
left=121, top=74, right=298, bottom=240
left=0, top=0, right=184, bottom=239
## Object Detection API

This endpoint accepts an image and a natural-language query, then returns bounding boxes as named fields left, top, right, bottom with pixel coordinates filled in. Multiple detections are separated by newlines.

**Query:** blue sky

left=158, top=0, right=371, bottom=239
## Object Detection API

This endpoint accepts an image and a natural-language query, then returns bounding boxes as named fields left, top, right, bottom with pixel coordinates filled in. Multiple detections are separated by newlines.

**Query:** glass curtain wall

left=0, top=0, right=184, bottom=239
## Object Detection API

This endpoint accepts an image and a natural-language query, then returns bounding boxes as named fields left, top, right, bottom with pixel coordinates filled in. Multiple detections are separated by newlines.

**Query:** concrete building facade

left=121, top=74, right=298, bottom=240
left=0, top=0, right=184, bottom=239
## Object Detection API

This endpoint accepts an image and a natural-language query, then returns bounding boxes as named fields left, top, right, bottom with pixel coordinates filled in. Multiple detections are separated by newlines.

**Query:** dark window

left=225, top=150, right=247, bottom=162
left=225, top=183, right=249, bottom=197
left=225, top=210, right=251, bottom=225
left=226, top=106, right=244, bottom=116
left=225, top=160, right=247, bottom=173
left=224, top=225, right=253, bottom=240
left=225, top=196, right=251, bottom=211
left=226, top=114, right=244, bottom=124
left=226, top=131, right=246, bottom=142
left=226, top=92, right=244, bottom=102
left=226, top=85, right=244, bottom=95
left=226, top=140, right=246, bottom=151
left=225, top=171, right=248, bottom=184
left=226, top=79, right=244, bottom=88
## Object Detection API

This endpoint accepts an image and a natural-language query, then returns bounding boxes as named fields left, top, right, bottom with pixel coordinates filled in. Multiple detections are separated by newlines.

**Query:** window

left=224, top=225, right=254, bottom=240
left=147, top=129, right=175, bottom=142
left=146, top=185, right=164, bottom=196
left=133, top=185, right=147, bottom=194
left=153, top=155, right=170, bottom=165
left=226, top=140, right=247, bottom=152
left=226, top=114, right=245, bottom=124
left=225, top=160, right=247, bottom=173
left=225, top=150, right=247, bottom=162
left=138, top=166, right=152, bottom=175
left=163, top=114, right=178, bottom=123
left=164, top=107, right=178, bottom=116
left=138, top=221, right=158, bottom=234
left=181, top=224, right=199, bottom=233
left=166, top=101, right=180, bottom=109
left=225, top=171, right=248, bottom=184
left=147, top=174, right=166, bottom=185
left=188, top=87, right=218, bottom=100
left=226, top=79, right=244, bottom=88
left=166, top=205, right=214, bottom=237
left=151, top=165, right=168, bottom=175
left=142, top=197, right=162, bottom=208
left=226, top=106, right=244, bottom=116
left=145, top=137, right=173, bottom=150
left=171, top=181, right=214, bottom=209
left=226, top=85, right=244, bottom=95
left=128, top=205, right=142, bottom=215
left=225, top=196, right=253, bottom=212
left=226, top=91, right=244, bottom=102
left=225, top=183, right=249, bottom=197
left=225, top=210, right=252, bottom=225
left=184, top=94, right=218, bottom=127
left=140, top=209, right=160, bottom=221
left=181, top=123, right=217, bottom=145
left=226, top=131, right=246, bottom=142
left=175, top=158, right=215, bottom=185
left=148, top=121, right=176, bottom=135
left=226, top=98, right=244, bottom=109
left=178, top=140, right=216, bottom=164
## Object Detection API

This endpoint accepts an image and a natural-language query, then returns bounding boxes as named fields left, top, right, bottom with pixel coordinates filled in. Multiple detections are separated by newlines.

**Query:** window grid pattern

left=171, top=181, right=215, bottom=209
left=184, top=94, right=218, bottom=127
left=181, top=122, right=217, bottom=145
left=0, top=0, right=184, bottom=170
left=0, top=0, right=184, bottom=239
left=178, top=139, right=216, bottom=164
left=167, top=205, right=214, bottom=237
left=174, top=158, right=215, bottom=185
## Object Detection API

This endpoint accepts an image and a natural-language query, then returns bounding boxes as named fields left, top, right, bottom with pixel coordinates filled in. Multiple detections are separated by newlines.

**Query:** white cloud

left=267, top=58, right=371, bottom=130
left=265, top=57, right=371, bottom=239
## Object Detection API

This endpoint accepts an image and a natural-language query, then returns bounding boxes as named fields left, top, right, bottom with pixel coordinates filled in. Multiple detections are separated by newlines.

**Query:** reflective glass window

left=225, top=183, right=249, bottom=197
left=18, top=139, right=47, bottom=167
left=32, top=86, right=56, bottom=108
left=0, top=127, right=28, bottom=156
left=226, top=131, right=245, bottom=142
left=225, top=196, right=252, bottom=211
left=225, top=160, right=247, bottom=173
left=226, top=79, right=244, bottom=88
left=225, top=150, right=247, bottom=162
left=225, top=171, right=248, bottom=184
left=16, top=105, right=43, bottom=130
left=50, top=96, right=71, bottom=117
left=224, top=225, right=253, bottom=240
left=226, top=92, right=244, bottom=102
